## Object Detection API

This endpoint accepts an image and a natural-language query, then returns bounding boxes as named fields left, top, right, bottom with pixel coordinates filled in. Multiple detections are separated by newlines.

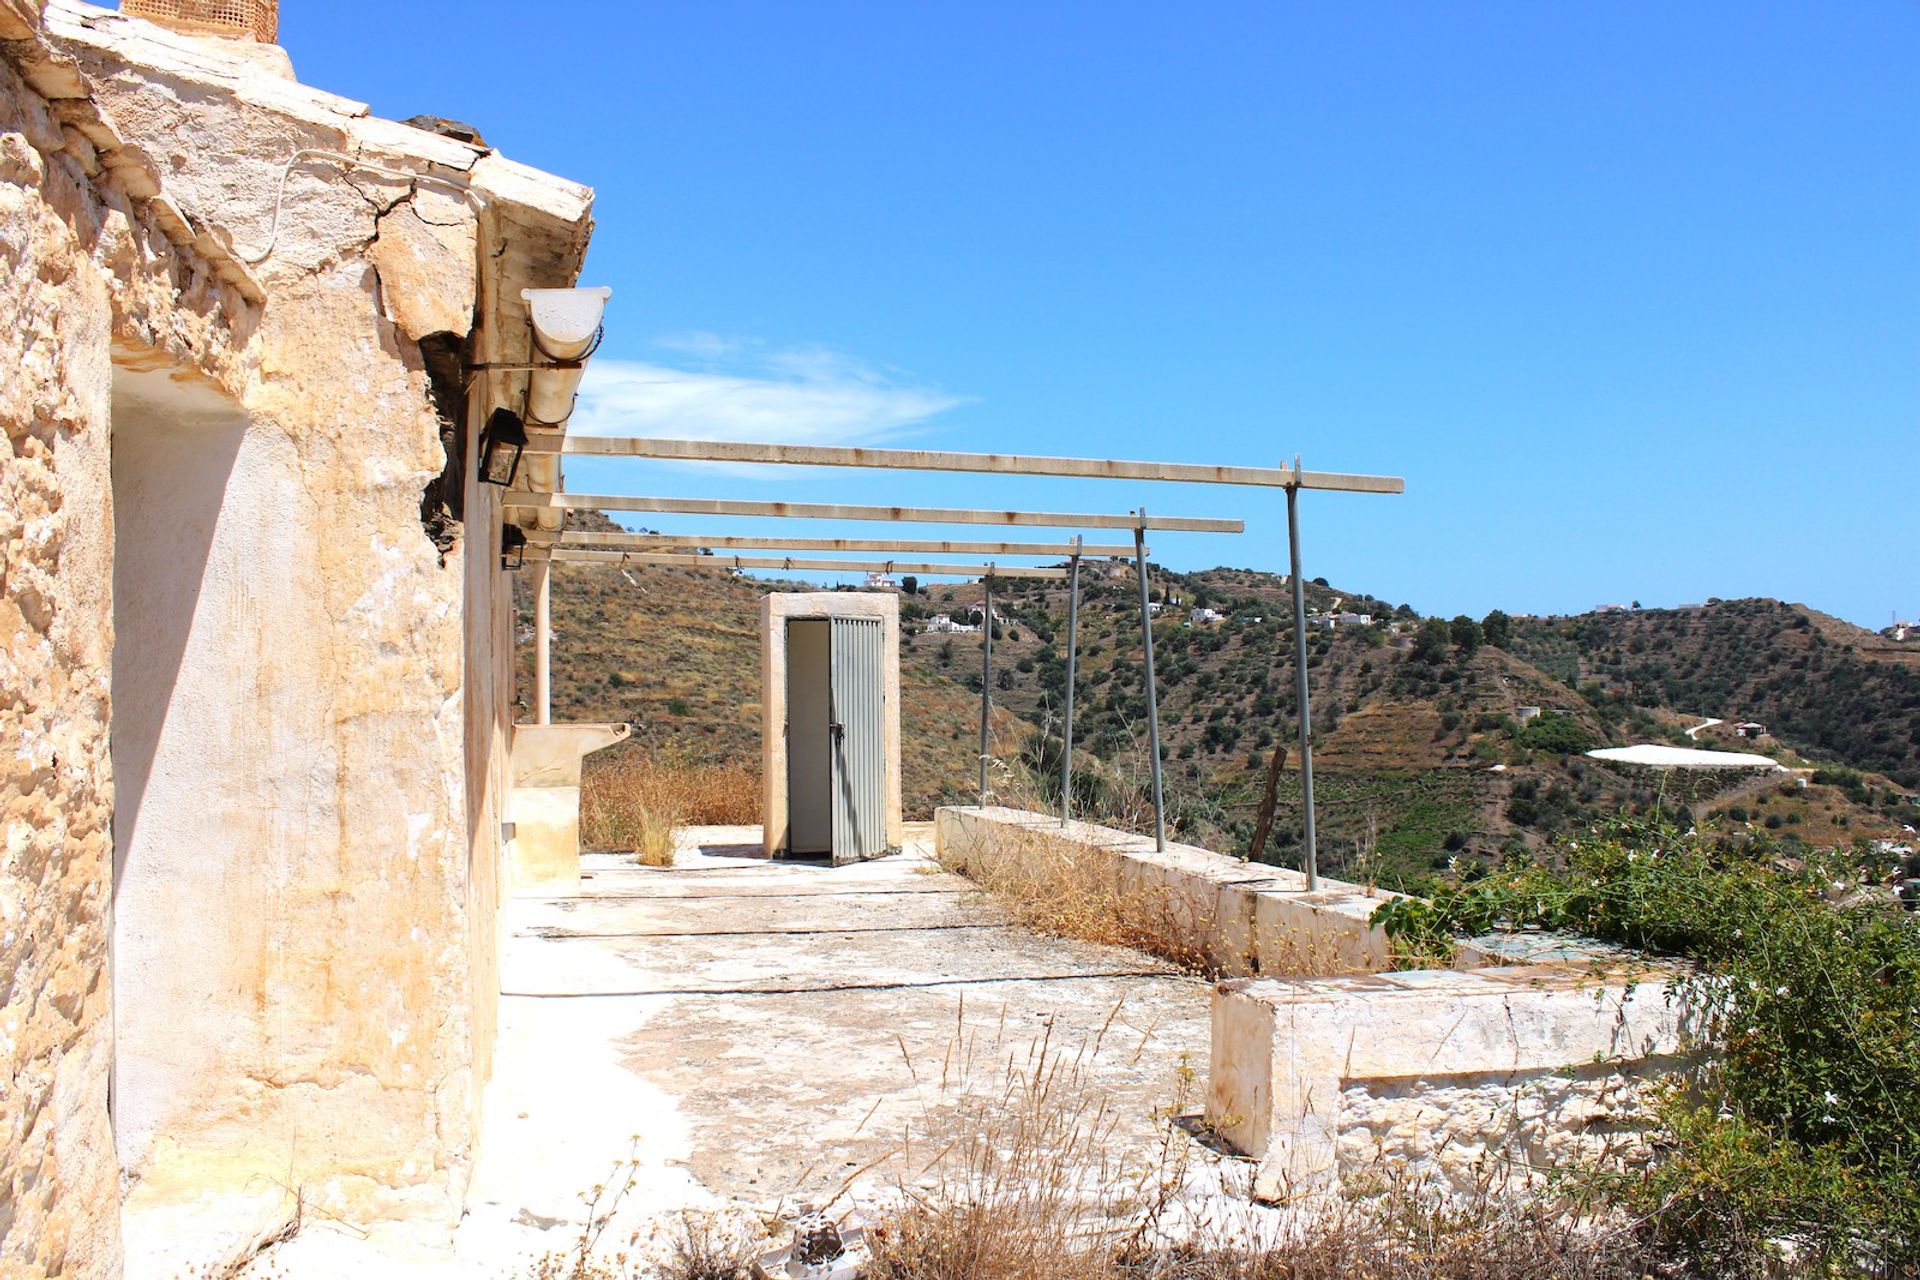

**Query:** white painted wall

left=107, top=364, right=300, bottom=1172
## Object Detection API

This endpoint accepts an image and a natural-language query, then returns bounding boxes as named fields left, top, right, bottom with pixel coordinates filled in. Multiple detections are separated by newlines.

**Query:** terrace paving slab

left=243, top=823, right=1245, bottom=1277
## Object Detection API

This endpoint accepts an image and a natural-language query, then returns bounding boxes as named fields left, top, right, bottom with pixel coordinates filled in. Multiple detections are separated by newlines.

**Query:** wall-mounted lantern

left=500, top=523, right=527, bottom=571
left=478, top=407, right=527, bottom=487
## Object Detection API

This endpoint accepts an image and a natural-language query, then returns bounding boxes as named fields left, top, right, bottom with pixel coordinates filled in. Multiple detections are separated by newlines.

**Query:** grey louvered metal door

left=828, top=615, right=888, bottom=864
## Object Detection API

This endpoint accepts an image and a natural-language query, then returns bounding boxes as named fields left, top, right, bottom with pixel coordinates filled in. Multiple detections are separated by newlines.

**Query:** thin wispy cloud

left=572, top=337, right=970, bottom=446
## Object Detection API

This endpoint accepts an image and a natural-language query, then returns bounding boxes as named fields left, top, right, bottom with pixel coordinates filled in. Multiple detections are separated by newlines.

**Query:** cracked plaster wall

left=3, top=4, right=545, bottom=1273
left=0, top=33, right=254, bottom=1279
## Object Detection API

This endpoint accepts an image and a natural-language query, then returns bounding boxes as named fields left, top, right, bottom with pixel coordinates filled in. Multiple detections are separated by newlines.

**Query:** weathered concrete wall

left=0, top=9, right=255, bottom=1274
left=934, top=806, right=1398, bottom=976
left=1209, top=967, right=1695, bottom=1202
left=4, top=3, right=594, bottom=1275
left=82, top=71, right=479, bottom=1268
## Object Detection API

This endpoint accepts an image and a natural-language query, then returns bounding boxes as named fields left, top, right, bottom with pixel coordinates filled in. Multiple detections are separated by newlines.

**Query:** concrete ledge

left=934, top=806, right=1400, bottom=977
left=932, top=807, right=1701, bottom=1204
left=1209, top=964, right=1695, bottom=1202
left=508, top=722, right=629, bottom=894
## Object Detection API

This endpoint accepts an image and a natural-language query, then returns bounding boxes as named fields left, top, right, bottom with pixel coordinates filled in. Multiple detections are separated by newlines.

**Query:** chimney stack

left=120, top=0, right=277, bottom=43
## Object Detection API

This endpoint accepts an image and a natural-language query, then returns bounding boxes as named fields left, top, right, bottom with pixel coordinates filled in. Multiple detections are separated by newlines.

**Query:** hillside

left=1511, top=598, right=1920, bottom=789
left=524, top=528, right=1916, bottom=885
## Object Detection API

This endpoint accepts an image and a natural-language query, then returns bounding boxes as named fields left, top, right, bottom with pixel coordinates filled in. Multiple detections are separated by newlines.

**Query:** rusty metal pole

left=1134, top=512, right=1167, bottom=852
left=1286, top=471, right=1319, bottom=890
left=1061, top=537, right=1081, bottom=826
left=979, top=570, right=993, bottom=807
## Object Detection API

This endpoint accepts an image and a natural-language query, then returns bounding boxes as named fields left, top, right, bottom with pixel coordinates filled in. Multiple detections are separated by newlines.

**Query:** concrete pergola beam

left=528, top=530, right=1145, bottom=558
left=530, top=548, right=1070, bottom=579
left=525, top=434, right=1405, bottom=494
left=505, top=493, right=1243, bottom=533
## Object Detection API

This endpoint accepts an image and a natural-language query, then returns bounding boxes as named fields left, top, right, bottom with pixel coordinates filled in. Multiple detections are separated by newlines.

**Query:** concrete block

left=1209, top=968, right=1696, bottom=1202
left=508, top=723, right=629, bottom=894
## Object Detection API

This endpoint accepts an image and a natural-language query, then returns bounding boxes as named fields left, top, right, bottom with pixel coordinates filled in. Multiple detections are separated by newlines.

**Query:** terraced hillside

left=1512, top=599, right=1920, bottom=789
left=524, top=526, right=1916, bottom=886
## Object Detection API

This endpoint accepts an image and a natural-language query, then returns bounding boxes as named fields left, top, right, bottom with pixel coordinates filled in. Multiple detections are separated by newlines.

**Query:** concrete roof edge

left=6, top=2, right=266, bottom=304
left=470, top=151, right=595, bottom=231
left=44, top=1, right=371, bottom=123
left=43, top=0, right=596, bottom=292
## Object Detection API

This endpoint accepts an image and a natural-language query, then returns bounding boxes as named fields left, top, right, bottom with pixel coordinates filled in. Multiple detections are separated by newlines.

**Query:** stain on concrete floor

left=239, top=822, right=1245, bottom=1276
left=508, top=824, right=1215, bottom=1210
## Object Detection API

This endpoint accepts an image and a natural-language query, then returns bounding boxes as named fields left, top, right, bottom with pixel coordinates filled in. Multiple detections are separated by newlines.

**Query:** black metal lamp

left=478, top=407, right=527, bottom=487
left=500, top=523, right=527, bottom=571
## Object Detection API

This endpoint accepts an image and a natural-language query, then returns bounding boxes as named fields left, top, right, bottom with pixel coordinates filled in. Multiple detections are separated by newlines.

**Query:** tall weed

left=580, top=749, right=759, bottom=859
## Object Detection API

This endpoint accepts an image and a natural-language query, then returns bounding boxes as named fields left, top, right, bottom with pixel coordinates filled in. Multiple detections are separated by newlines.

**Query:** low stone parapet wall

left=1210, top=964, right=1695, bottom=1202
left=934, top=806, right=1399, bottom=977
left=932, top=806, right=1700, bottom=1206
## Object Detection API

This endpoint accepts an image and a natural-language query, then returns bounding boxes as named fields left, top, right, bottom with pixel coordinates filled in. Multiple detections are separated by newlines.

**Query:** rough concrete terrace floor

left=249, top=822, right=1243, bottom=1276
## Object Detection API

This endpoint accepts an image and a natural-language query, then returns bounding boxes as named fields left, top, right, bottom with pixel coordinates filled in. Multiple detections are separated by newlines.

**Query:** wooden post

left=1247, top=741, right=1289, bottom=863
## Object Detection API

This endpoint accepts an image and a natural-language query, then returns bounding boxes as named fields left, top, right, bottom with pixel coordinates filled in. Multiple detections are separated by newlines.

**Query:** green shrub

left=1373, top=819, right=1920, bottom=1273
left=1516, top=715, right=1596, bottom=755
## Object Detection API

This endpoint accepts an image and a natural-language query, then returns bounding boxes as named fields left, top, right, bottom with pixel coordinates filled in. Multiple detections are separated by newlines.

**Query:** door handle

left=829, top=722, right=845, bottom=738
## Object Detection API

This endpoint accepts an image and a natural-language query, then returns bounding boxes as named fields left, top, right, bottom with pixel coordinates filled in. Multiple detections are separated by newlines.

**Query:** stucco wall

left=4, top=4, right=592, bottom=1273
left=58, top=44, right=488, bottom=1256
left=0, top=27, right=254, bottom=1277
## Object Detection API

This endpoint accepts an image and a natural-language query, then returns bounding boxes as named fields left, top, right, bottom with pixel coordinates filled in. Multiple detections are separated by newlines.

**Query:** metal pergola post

left=1061, top=537, right=1082, bottom=826
left=1286, top=472, right=1319, bottom=891
left=1133, top=512, right=1167, bottom=852
left=978, top=569, right=994, bottom=808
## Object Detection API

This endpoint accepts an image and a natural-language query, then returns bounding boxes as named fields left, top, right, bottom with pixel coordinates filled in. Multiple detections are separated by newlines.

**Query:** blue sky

left=280, top=3, right=1915, bottom=627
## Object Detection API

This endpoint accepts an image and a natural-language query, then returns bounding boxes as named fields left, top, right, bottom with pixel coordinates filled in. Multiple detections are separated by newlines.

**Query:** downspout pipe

left=521, top=286, right=611, bottom=426
left=517, top=286, right=611, bottom=538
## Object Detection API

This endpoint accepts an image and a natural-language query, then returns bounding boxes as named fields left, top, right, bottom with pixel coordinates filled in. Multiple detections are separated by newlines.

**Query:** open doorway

left=761, top=593, right=903, bottom=862
left=785, top=619, right=832, bottom=855
left=783, top=615, right=890, bottom=865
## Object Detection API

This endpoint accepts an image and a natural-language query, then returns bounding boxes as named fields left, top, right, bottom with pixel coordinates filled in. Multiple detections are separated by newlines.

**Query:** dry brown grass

left=870, top=1190, right=1673, bottom=1280
left=934, top=809, right=1367, bottom=980
left=580, top=750, right=760, bottom=863
left=861, top=1004, right=1673, bottom=1280
left=936, top=822, right=1220, bottom=976
left=662, top=1212, right=754, bottom=1280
